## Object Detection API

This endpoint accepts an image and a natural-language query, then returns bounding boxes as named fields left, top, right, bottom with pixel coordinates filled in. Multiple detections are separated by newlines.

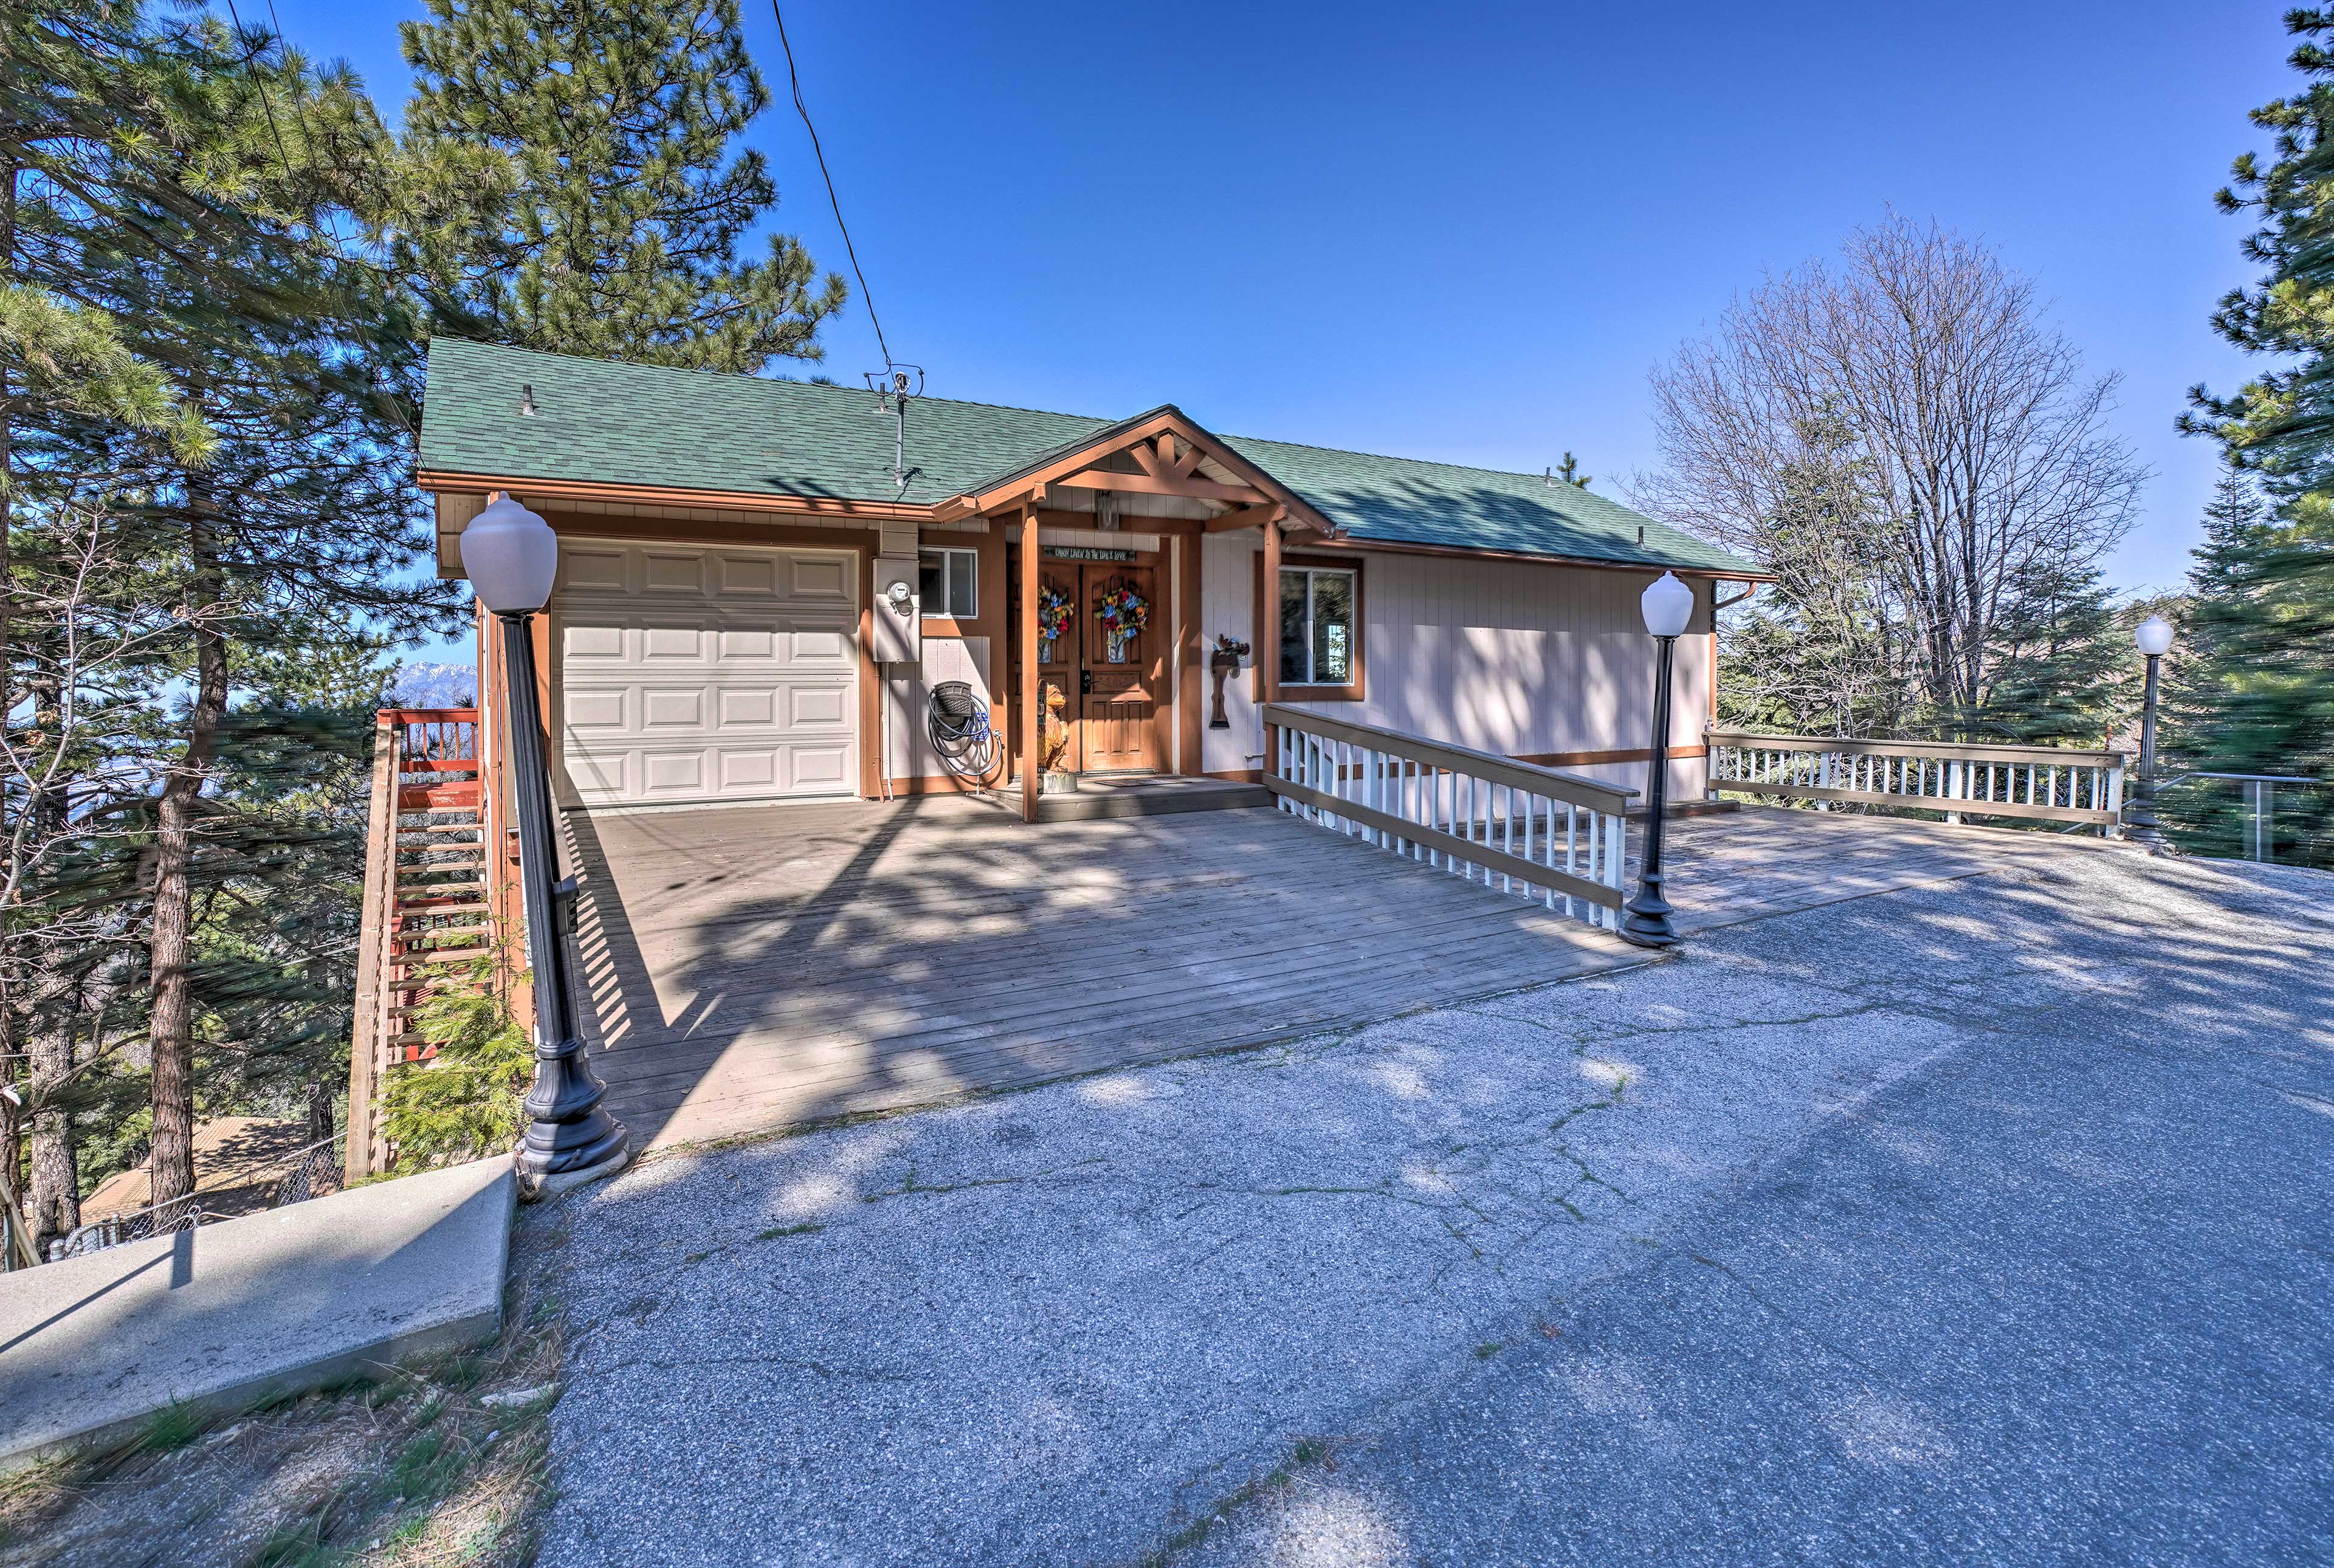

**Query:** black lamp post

left=461, top=496, right=629, bottom=1194
left=2126, top=613, right=2175, bottom=851
left=1620, top=571, right=1695, bottom=949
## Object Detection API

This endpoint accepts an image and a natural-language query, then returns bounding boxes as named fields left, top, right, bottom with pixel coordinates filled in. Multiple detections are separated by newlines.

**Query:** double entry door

left=1034, top=560, right=1162, bottom=774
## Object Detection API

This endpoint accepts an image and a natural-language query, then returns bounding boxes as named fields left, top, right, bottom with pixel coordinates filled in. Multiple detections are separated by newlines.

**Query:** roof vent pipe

left=518, top=383, right=536, bottom=416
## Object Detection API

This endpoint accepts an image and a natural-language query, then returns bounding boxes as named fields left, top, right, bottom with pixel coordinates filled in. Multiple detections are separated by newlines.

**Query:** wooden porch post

left=1020, top=503, right=1041, bottom=823
left=1176, top=532, right=1202, bottom=774
left=1259, top=517, right=1282, bottom=709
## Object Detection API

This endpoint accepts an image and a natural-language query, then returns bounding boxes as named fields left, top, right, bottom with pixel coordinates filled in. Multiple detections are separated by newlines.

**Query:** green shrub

left=379, top=958, right=532, bottom=1169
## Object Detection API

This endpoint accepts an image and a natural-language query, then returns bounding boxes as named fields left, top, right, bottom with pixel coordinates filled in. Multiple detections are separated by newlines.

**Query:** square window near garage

left=920, top=547, right=977, bottom=619
left=1279, top=565, right=1358, bottom=687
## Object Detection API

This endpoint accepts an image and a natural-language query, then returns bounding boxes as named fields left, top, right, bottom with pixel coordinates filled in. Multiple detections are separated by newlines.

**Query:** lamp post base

left=2124, top=796, right=2172, bottom=854
left=519, top=1147, right=633, bottom=1202
left=1618, top=887, right=1682, bottom=949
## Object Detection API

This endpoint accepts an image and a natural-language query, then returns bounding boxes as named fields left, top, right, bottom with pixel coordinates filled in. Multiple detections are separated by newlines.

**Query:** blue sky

left=265, top=0, right=2297, bottom=657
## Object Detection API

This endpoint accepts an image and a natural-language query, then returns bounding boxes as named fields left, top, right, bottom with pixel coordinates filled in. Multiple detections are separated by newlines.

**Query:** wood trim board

left=1716, top=777, right=2118, bottom=826
left=1263, top=703, right=1639, bottom=813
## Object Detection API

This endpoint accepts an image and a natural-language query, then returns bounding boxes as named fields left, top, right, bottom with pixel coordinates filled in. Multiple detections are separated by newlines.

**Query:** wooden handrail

left=1264, top=704, right=1639, bottom=813
left=1705, top=727, right=2124, bottom=769
left=1707, top=728, right=2126, bottom=834
left=343, top=712, right=400, bottom=1180
left=1261, top=704, right=1633, bottom=926
left=380, top=707, right=481, bottom=723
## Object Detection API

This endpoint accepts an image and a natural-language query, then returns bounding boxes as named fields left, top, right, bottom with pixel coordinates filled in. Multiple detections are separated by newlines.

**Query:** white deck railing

left=1706, top=729, right=2127, bottom=836
left=1261, top=704, right=1635, bottom=930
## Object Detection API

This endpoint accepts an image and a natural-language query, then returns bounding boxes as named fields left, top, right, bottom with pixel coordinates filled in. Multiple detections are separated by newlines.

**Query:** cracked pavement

left=523, top=842, right=2334, bottom=1567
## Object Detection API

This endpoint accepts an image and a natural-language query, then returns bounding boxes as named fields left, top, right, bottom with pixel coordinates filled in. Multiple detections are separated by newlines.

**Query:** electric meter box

left=872, top=555, right=921, bottom=664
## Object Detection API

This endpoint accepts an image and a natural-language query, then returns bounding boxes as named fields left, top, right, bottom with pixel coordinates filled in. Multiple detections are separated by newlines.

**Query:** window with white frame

left=919, top=547, right=977, bottom=619
left=1279, top=565, right=1358, bottom=686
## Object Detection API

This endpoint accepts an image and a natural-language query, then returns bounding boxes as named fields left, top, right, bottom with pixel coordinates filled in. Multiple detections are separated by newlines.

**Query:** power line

left=769, top=2, right=890, bottom=366
left=221, top=0, right=298, bottom=185
left=260, top=0, right=320, bottom=154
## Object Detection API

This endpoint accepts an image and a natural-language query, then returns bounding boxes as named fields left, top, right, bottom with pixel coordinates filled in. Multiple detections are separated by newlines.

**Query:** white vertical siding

left=884, top=636, right=991, bottom=784
left=1202, top=532, right=1264, bottom=774
left=1204, top=534, right=1713, bottom=799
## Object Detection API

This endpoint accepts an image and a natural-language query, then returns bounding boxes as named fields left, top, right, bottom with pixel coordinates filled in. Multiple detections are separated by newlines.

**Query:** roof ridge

left=430, top=335, right=1127, bottom=427
left=1224, top=428, right=1620, bottom=493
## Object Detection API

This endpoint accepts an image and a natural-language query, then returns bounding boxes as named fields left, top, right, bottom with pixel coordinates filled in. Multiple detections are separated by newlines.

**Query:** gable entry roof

left=417, top=338, right=1762, bottom=578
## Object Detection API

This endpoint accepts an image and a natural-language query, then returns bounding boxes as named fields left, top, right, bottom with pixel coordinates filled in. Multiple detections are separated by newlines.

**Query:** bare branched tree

left=2, top=486, right=177, bottom=1248
left=1639, top=216, right=2145, bottom=734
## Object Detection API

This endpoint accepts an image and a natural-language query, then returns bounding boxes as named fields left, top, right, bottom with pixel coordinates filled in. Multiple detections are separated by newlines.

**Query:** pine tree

left=2186, top=10, right=2334, bottom=490
left=2179, top=10, right=2334, bottom=866
left=5, top=3, right=458, bottom=1219
left=392, top=0, right=845, bottom=371
left=1965, top=557, right=2129, bottom=747
left=115, top=36, right=458, bottom=1210
left=1, top=0, right=231, bottom=1237
left=2165, top=463, right=2334, bottom=863
left=1712, top=413, right=1907, bottom=737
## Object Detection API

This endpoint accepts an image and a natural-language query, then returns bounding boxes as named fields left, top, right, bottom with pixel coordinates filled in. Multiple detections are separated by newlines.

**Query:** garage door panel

left=788, top=686, right=850, bottom=727
left=640, top=752, right=707, bottom=796
left=786, top=746, right=851, bottom=792
left=566, top=746, right=632, bottom=799
left=641, top=625, right=710, bottom=662
left=718, top=628, right=775, bottom=661
left=556, top=542, right=859, bottom=808
left=714, top=554, right=783, bottom=595
left=642, top=552, right=705, bottom=592
left=560, top=548, right=628, bottom=592
left=566, top=622, right=625, bottom=660
left=790, top=628, right=851, bottom=664
left=718, top=751, right=777, bottom=790
left=641, top=688, right=706, bottom=729
left=717, top=688, right=777, bottom=727
left=566, top=688, right=630, bottom=731
left=788, top=556, right=853, bottom=602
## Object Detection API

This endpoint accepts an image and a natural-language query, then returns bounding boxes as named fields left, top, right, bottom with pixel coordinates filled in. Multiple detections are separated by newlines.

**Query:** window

left=1279, top=566, right=1358, bottom=687
left=919, top=547, right=977, bottom=619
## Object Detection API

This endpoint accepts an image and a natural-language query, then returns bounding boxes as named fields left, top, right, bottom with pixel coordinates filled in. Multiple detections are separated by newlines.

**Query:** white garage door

left=554, top=540, right=859, bottom=808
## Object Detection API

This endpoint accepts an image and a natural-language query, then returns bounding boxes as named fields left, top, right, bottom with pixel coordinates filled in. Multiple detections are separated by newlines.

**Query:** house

left=415, top=339, right=1762, bottom=825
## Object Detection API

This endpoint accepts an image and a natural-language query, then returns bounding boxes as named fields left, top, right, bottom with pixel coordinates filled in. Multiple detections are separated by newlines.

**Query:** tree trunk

left=22, top=662, right=81, bottom=1250
left=0, top=1021, right=19, bottom=1239
left=26, top=1029, right=78, bottom=1252
left=1, top=148, right=18, bottom=1236
left=146, top=510, right=229, bottom=1211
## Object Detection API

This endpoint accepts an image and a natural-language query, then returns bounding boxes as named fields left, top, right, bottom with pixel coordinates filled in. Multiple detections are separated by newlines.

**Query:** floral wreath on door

left=1094, top=586, right=1149, bottom=663
left=1035, top=586, right=1073, bottom=663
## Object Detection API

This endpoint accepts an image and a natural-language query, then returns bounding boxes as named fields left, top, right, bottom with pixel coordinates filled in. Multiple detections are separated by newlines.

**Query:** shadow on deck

left=559, top=797, right=2114, bottom=1155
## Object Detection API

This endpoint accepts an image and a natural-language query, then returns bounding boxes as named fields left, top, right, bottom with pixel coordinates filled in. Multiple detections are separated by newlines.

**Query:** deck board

left=561, top=796, right=2109, bottom=1153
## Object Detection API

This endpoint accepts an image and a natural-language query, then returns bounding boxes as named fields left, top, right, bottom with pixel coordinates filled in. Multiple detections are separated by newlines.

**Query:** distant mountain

left=390, top=661, right=477, bottom=709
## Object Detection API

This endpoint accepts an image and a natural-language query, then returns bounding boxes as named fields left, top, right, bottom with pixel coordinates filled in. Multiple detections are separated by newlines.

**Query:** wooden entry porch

left=559, top=795, right=2098, bottom=1156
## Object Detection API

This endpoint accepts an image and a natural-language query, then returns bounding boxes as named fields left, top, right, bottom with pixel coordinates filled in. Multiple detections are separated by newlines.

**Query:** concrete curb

left=0, top=1155, right=514, bottom=1475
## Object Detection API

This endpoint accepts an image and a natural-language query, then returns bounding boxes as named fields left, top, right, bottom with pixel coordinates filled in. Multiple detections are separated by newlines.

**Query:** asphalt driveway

left=523, top=838, right=2334, bottom=1567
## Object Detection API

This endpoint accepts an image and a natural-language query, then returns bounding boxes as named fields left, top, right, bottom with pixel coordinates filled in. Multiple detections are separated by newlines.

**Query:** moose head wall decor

left=1208, top=636, right=1251, bottom=729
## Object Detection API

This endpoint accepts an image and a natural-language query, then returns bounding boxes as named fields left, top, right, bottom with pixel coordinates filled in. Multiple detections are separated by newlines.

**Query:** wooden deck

left=560, top=797, right=2110, bottom=1154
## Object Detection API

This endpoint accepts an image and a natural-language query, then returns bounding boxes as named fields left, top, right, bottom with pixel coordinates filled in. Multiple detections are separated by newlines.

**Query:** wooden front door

left=1035, top=560, right=1083, bottom=772
left=1078, top=563, right=1161, bottom=773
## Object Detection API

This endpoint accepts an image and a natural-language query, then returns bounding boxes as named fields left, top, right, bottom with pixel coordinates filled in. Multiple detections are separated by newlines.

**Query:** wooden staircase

left=387, top=732, right=490, bottom=1062
left=348, top=709, right=497, bottom=1174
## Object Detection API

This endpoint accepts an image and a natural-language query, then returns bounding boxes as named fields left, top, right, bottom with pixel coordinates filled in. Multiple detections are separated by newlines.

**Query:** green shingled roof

left=419, top=338, right=1758, bottom=576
